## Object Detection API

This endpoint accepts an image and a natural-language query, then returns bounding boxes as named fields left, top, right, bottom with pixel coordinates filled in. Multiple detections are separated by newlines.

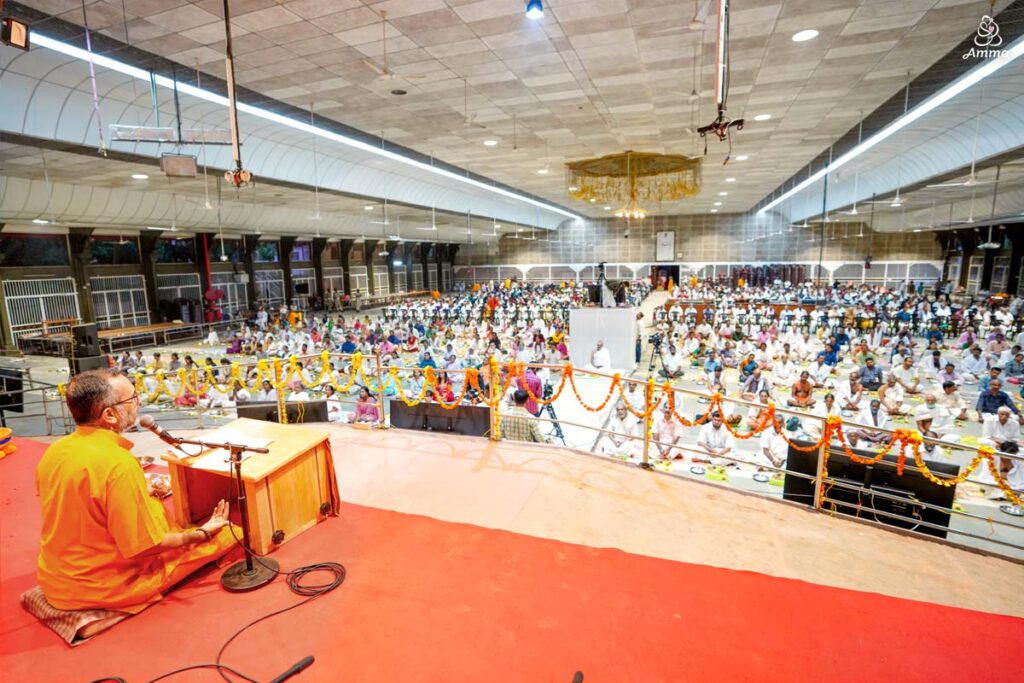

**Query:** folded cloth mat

left=20, top=586, right=129, bottom=646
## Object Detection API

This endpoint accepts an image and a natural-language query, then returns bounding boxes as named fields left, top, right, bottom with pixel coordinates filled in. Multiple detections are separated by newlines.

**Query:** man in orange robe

left=36, top=369, right=236, bottom=633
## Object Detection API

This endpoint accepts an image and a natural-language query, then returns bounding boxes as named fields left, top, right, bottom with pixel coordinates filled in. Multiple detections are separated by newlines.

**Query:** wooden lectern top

left=163, top=418, right=330, bottom=482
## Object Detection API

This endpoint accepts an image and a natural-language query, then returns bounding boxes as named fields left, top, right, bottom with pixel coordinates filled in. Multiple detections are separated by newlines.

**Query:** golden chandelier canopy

left=565, top=151, right=702, bottom=218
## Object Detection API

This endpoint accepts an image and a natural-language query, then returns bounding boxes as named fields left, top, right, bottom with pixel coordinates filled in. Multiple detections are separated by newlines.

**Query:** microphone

left=270, top=656, right=314, bottom=683
left=137, top=414, right=180, bottom=446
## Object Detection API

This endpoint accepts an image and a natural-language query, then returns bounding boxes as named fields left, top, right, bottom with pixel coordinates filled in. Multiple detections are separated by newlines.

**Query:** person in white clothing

left=772, top=353, right=797, bottom=387
left=695, top=412, right=735, bottom=465
left=878, top=375, right=907, bottom=416
left=587, top=340, right=612, bottom=372
left=980, top=406, right=1021, bottom=448
left=960, top=346, right=989, bottom=384
left=849, top=399, right=891, bottom=446
left=978, top=408, right=1022, bottom=484
left=255, top=380, right=276, bottom=402
left=599, top=403, right=641, bottom=458
left=920, top=393, right=959, bottom=440
left=755, top=423, right=788, bottom=469
left=285, top=380, right=310, bottom=403
left=324, top=385, right=346, bottom=422
left=891, top=356, right=922, bottom=394
left=806, top=393, right=840, bottom=441
left=836, top=372, right=864, bottom=412
left=807, top=357, right=833, bottom=388
left=913, top=409, right=946, bottom=462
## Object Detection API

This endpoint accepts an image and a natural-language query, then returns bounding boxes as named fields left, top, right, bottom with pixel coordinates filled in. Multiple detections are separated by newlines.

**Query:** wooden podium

left=163, top=418, right=340, bottom=554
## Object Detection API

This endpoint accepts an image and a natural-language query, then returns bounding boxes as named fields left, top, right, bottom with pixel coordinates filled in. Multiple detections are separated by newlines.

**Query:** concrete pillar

left=138, top=231, right=162, bottom=323
left=339, top=239, right=354, bottom=296
left=365, top=239, right=380, bottom=295
left=241, top=234, right=260, bottom=305
left=279, top=236, right=297, bottom=307
left=67, top=228, right=96, bottom=324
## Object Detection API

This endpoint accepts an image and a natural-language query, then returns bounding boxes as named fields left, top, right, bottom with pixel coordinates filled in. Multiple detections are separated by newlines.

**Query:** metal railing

left=44, top=351, right=1024, bottom=561
left=0, top=367, right=71, bottom=436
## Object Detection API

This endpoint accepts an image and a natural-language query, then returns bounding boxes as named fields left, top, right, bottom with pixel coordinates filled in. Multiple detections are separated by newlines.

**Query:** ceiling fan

left=863, top=190, right=907, bottom=208
left=950, top=185, right=979, bottom=226
left=368, top=199, right=391, bottom=225
left=926, top=87, right=991, bottom=189
left=839, top=118, right=865, bottom=215
left=648, top=0, right=713, bottom=34
left=976, top=225, right=1000, bottom=249
left=416, top=206, right=439, bottom=231
left=460, top=78, right=486, bottom=129
left=363, top=11, right=425, bottom=82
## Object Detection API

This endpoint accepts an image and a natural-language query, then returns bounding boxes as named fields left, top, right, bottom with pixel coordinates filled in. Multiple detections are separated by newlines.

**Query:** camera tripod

left=541, top=382, right=566, bottom=446
left=647, top=340, right=665, bottom=378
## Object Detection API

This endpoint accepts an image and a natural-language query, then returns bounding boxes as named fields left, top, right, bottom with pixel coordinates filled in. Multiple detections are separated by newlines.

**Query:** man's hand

left=201, top=499, right=231, bottom=536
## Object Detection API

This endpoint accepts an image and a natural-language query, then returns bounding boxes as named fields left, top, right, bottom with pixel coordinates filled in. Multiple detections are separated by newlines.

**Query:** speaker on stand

left=71, top=323, right=100, bottom=357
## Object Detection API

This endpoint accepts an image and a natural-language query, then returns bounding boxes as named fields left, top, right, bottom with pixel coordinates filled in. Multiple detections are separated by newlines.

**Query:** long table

left=24, top=319, right=236, bottom=356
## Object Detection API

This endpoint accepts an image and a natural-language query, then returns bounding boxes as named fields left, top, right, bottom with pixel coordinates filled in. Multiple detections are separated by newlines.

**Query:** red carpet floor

left=3, top=436, right=1023, bottom=682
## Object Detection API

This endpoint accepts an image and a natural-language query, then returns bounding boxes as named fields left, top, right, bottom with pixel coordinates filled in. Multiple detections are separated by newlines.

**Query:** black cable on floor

left=128, top=461, right=347, bottom=683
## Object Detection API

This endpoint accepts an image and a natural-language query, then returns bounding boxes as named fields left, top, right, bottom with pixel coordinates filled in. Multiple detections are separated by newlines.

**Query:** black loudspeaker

left=295, top=282, right=310, bottom=295
left=586, top=284, right=601, bottom=304
left=0, top=369, right=25, bottom=413
left=71, top=355, right=110, bottom=375
left=71, top=323, right=100, bottom=357
left=783, top=440, right=958, bottom=538
left=236, top=400, right=329, bottom=424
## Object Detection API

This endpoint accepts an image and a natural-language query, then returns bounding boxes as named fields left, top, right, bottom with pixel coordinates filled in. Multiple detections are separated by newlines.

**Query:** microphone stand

left=174, top=435, right=278, bottom=592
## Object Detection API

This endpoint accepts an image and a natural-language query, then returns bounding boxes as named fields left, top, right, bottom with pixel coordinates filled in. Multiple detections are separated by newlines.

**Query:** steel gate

left=90, top=275, right=150, bottom=329
left=2, top=277, right=80, bottom=341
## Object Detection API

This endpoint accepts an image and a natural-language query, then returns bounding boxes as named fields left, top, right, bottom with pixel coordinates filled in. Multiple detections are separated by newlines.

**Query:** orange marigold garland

left=566, top=367, right=619, bottom=413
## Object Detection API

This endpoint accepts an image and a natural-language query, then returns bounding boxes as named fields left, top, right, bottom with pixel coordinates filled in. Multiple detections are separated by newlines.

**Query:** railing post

left=274, top=359, right=288, bottom=424
left=641, top=379, right=653, bottom=470
left=813, top=441, right=827, bottom=509
left=374, top=351, right=387, bottom=429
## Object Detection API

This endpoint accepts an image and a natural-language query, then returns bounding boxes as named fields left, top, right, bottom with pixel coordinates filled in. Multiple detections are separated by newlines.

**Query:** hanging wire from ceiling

left=80, top=0, right=107, bottom=156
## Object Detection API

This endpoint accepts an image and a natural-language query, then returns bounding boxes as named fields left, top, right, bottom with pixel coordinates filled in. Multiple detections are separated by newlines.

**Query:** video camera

left=647, top=332, right=663, bottom=348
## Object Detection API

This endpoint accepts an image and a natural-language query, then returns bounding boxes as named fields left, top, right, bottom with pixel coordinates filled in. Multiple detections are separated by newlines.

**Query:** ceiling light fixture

left=603, top=206, right=611, bottom=210
left=364, top=205, right=375, bottom=211
left=710, top=209, right=718, bottom=213
left=735, top=155, right=748, bottom=161
left=483, top=140, right=498, bottom=146
left=131, top=173, right=149, bottom=180
left=754, top=114, right=772, bottom=121
left=759, top=34, right=1024, bottom=215
left=725, top=177, right=736, bottom=182
left=718, top=191, right=728, bottom=196
left=526, top=0, right=544, bottom=20
left=29, top=32, right=581, bottom=221
left=792, top=29, right=819, bottom=42
left=714, top=201, right=722, bottom=206
left=537, top=168, right=549, bottom=175
left=32, top=218, right=50, bottom=224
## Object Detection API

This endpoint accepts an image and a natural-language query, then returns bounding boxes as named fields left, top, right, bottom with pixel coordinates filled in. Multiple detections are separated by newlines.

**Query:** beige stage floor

left=123, top=422, right=1024, bottom=619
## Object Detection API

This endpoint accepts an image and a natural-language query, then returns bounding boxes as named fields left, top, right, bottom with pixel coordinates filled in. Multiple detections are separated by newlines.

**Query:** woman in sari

left=349, top=386, right=380, bottom=424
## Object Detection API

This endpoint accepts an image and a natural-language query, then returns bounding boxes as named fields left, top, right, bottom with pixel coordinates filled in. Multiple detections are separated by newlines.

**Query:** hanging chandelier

left=566, top=151, right=702, bottom=219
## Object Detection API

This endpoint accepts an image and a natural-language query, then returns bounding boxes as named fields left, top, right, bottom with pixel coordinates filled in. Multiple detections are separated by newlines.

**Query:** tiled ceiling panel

left=8, top=0, right=1016, bottom=218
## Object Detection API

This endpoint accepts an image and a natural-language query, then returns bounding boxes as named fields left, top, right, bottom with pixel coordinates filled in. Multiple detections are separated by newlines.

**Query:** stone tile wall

left=458, top=214, right=942, bottom=266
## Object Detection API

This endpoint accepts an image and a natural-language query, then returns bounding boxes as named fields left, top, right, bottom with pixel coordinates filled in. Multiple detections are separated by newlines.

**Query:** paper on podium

left=172, top=427, right=273, bottom=473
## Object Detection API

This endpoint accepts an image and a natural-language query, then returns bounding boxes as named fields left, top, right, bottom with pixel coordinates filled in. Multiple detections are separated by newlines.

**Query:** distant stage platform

left=3, top=426, right=1023, bottom=682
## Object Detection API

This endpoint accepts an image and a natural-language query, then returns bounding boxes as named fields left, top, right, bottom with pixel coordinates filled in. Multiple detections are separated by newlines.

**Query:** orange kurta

left=36, top=427, right=234, bottom=614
